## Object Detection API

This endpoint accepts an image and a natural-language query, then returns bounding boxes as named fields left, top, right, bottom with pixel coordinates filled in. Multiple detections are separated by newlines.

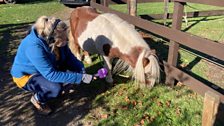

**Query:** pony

left=69, top=6, right=160, bottom=88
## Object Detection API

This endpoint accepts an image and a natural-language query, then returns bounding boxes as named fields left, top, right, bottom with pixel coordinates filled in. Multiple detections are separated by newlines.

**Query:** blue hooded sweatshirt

left=11, top=28, right=84, bottom=85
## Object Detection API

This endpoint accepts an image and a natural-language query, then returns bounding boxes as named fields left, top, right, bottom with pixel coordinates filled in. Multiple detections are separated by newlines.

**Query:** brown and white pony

left=69, top=6, right=160, bottom=88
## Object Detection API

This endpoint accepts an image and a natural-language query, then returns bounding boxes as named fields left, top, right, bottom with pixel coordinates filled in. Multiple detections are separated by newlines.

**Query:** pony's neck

left=109, top=46, right=144, bottom=68
left=127, top=46, right=144, bottom=68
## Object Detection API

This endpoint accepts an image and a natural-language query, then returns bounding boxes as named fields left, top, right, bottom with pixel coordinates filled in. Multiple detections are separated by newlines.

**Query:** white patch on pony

left=78, top=13, right=149, bottom=54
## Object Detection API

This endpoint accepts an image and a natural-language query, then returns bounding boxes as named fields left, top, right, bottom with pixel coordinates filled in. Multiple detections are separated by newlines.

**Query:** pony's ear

left=143, top=58, right=149, bottom=68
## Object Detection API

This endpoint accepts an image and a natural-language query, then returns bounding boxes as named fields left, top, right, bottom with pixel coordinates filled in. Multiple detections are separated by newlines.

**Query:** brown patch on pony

left=102, top=44, right=144, bottom=68
left=143, top=58, right=149, bottom=68
left=145, top=79, right=151, bottom=86
left=128, top=46, right=143, bottom=67
left=70, top=7, right=99, bottom=39
left=70, top=7, right=99, bottom=56
left=103, top=44, right=111, bottom=56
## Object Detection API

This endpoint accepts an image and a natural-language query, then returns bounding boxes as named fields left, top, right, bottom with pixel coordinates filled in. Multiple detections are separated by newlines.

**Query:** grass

left=0, top=0, right=65, bottom=73
left=0, top=1, right=223, bottom=125
left=85, top=83, right=203, bottom=126
left=0, top=0, right=64, bottom=25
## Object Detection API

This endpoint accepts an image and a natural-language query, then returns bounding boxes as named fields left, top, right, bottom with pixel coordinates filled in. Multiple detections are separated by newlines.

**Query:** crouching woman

left=10, top=16, right=93, bottom=115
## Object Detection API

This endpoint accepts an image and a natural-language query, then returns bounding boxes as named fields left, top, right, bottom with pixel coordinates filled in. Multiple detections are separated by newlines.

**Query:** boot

left=30, top=95, right=52, bottom=115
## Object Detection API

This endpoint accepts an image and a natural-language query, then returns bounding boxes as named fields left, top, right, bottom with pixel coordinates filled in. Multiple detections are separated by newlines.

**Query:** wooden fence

left=91, top=0, right=224, bottom=103
left=90, top=0, right=224, bottom=124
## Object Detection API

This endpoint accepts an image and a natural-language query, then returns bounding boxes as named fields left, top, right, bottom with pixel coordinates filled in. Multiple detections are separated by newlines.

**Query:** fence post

left=128, top=0, right=137, bottom=16
left=165, top=1, right=184, bottom=87
left=202, top=91, right=220, bottom=126
left=103, top=0, right=109, bottom=7
left=163, top=0, right=169, bottom=25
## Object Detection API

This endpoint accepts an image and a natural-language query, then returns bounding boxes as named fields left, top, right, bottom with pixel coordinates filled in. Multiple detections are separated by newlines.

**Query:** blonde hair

left=33, top=16, right=68, bottom=40
left=33, top=16, right=68, bottom=61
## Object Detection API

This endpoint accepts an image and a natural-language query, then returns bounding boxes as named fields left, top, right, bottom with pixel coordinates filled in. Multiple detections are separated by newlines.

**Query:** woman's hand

left=81, top=74, right=93, bottom=84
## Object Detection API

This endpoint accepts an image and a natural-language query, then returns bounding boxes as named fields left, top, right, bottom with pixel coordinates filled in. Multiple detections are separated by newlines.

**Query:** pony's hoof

left=105, top=77, right=113, bottom=84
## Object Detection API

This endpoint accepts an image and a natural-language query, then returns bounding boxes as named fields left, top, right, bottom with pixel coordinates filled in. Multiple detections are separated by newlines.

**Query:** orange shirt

left=12, top=75, right=32, bottom=88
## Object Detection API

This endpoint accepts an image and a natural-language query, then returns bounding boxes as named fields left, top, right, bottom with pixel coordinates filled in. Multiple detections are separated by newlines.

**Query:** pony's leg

left=68, top=31, right=82, bottom=61
left=83, top=51, right=92, bottom=64
left=102, top=56, right=113, bottom=84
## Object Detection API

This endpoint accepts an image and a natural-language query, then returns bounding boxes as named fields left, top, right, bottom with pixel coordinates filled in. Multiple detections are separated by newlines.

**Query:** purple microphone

left=95, top=68, right=108, bottom=79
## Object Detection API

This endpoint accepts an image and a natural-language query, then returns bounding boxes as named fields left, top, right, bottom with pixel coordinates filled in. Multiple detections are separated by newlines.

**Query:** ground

left=0, top=6, right=223, bottom=126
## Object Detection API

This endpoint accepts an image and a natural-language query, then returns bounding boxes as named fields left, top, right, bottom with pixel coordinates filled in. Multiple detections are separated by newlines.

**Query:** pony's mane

left=99, top=13, right=149, bottom=49
left=134, top=49, right=160, bottom=88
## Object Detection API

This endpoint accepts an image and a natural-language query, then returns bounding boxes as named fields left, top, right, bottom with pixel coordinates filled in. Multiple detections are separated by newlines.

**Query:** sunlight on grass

left=110, top=3, right=224, bottom=15
left=182, top=16, right=224, bottom=42
left=0, top=0, right=64, bottom=25
left=86, top=83, right=203, bottom=125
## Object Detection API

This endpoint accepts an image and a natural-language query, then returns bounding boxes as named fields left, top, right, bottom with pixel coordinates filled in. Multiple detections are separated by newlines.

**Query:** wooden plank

left=163, top=0, right=169, bottom=25
left=128, top=0, right=137, bottom=16
left=202, top=91, right=220, bottom=126
left=109, top=0, right=224, bottom=6
left=174, top=0, right=224, bottom=7
left=103, top=0, right=109, bottom=7
left=91, top=2, right=224, bottom=61
left=163, top=62, right=224, bottom=103
left=166, top=2, right=184, bottom=86
left=109, top=0, right=173, bottom=4
left=168, top=2, right=184, bottom=66
left=140, top=10, right=224, bottom=20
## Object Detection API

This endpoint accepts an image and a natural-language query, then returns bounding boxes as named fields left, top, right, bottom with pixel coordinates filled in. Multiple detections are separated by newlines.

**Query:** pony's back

left=102, top=13, right=149, bottom=46
left=78, top=13, right=149, bottom=54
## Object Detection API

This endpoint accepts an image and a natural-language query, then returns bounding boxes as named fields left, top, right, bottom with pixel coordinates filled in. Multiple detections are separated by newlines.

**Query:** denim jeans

left=23, top=74, right=63, bottom=103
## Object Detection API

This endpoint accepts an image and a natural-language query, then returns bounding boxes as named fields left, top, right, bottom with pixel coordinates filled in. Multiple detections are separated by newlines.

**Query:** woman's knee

left=48, top=83, right=62, bottom=98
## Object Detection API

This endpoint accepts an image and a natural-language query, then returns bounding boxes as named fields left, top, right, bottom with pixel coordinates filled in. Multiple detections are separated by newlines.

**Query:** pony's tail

left=133, top=49, right=160, bottom=88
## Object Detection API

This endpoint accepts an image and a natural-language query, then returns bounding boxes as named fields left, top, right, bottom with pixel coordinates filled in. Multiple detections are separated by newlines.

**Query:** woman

left=10, top=16, right=93, bottom=115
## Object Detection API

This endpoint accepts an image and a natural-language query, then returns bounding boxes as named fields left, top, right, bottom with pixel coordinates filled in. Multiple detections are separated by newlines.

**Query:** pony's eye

left=44, top=17, right=48, bottom=22
left=145, top=73, right=151, bottom=79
